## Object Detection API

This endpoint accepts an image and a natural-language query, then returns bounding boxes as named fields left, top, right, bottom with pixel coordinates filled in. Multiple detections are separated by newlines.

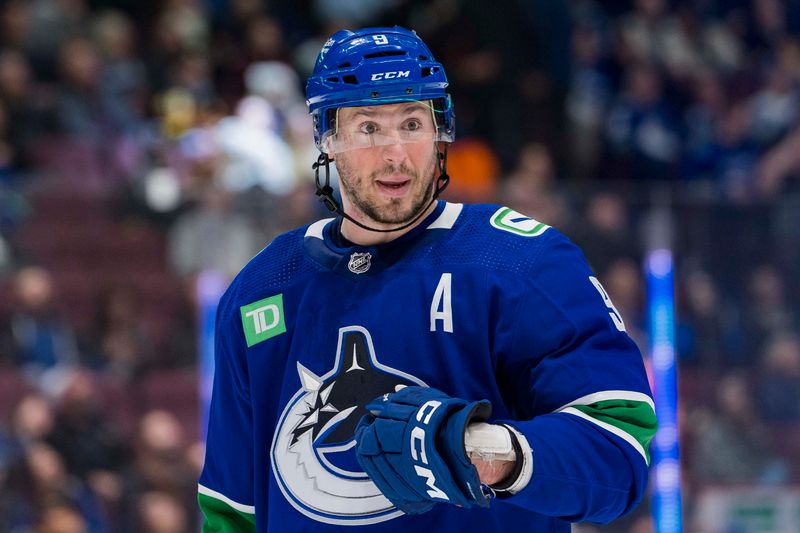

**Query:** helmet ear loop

left=435, top=141, right=450, bottom=197
left=313, top=153, right=342, bottom=214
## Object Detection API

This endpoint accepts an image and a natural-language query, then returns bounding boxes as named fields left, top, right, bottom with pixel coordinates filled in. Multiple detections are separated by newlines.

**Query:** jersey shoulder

left=219, top=224, right=322, bottom=313
left=427, top=203, right=579, bottom=276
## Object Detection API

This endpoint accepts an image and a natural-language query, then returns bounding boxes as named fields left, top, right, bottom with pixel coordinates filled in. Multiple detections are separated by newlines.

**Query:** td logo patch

left=240, top=294, right=286, bottom=347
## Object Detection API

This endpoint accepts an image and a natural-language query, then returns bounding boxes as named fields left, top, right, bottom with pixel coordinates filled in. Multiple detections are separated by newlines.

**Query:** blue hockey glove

left=354, top=386, right=493, bottom=514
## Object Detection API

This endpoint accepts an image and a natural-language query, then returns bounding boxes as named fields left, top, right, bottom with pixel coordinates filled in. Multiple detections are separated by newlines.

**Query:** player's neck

left=341, top=201, right=437, bottom=246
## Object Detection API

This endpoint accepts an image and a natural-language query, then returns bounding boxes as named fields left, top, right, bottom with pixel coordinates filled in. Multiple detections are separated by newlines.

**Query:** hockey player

left=198, top=26, right=657, bottom=532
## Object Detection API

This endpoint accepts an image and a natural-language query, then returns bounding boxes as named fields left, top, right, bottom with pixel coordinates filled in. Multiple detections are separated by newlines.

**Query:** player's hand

left=465, top=422, right=518, bottom=485
left=354, top=386, right=493, bottom=514
left=471, top=457, right=516, bottom=485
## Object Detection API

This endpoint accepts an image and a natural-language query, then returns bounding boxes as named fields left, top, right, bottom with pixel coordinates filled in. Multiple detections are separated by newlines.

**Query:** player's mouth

left=375, top=178, right=412, bottom=198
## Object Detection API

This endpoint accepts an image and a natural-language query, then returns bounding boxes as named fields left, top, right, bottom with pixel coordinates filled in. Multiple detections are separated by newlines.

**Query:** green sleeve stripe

left=559, top=399, right=657, bottom=465
left=198, top=486, right=256, bottom=533
left=557, top=390, right=655, bottom=413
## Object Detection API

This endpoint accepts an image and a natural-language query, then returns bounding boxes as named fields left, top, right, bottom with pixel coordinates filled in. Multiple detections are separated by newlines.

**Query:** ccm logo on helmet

left=410, top=400, right=449, bottom=500
left=371, top=71, right=411, bottom=81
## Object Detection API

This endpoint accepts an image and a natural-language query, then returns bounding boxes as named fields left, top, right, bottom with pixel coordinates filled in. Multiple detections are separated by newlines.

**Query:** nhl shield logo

left=348, top=252, right=372, bottom=274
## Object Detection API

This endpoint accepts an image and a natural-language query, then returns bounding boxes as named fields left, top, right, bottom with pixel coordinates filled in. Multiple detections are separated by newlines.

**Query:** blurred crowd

left=0, top=0, right=798, bottom=531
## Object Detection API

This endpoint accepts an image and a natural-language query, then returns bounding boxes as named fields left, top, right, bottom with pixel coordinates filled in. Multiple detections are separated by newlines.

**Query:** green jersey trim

left=198, top=484, right=255, bottom=514
left=556, top=391, right=657, bottom=465
left=198, top=485, right=256, bottom=532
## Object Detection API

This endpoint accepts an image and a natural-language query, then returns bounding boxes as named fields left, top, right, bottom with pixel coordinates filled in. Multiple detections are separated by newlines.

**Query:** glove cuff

left=490, top=424, right=533, bottom=495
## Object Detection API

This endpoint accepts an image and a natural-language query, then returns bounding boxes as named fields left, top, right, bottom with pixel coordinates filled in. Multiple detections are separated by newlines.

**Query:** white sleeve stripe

left=198, top=484, right=256, bottom=515
left=556, top=390, right=655, bottom=413
left=560, top=407, right=649, bottom=464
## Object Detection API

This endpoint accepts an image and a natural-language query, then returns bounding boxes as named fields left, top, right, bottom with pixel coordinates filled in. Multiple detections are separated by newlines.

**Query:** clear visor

left=321, top=100, right=453, bottom=154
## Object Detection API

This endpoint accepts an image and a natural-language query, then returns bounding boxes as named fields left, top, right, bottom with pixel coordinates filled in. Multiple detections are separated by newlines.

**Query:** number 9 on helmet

left=305, top=26, right=456, bottom=153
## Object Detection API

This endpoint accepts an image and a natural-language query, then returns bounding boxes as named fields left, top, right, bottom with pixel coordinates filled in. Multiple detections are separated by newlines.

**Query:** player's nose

left=380, top=138, right=408, bottom=165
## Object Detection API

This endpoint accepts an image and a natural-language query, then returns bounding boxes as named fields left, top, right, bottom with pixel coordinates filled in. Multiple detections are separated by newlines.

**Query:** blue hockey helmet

left=306, top=26, right=455, bottom=151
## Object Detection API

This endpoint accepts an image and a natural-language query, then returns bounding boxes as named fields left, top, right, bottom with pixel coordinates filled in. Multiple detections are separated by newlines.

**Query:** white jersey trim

left=556, top=390, right=655, bottom=413
left=197, top=484, right=256, bottom=515
left=559, top=407, right=649, bottom=464
left=427, top=202, right=463, bottom=230
left=305, top=218, right=335, bottom=240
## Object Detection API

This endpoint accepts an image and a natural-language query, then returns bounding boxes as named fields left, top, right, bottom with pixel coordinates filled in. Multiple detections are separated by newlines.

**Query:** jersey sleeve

left=493, top=230, right=657, bottom=524
left=198, top=289, right=257, bottom=532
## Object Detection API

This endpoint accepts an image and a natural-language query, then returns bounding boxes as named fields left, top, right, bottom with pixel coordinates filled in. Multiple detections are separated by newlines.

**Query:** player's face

left=328, top=101, right=439, bottom=226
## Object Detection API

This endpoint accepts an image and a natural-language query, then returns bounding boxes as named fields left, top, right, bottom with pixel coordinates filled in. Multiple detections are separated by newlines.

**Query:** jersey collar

left=303, top=201, right=463, bottom=278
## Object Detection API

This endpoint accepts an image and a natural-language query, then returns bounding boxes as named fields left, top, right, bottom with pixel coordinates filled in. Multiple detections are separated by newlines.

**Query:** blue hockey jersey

left=198, top=201, right=657, bottom=532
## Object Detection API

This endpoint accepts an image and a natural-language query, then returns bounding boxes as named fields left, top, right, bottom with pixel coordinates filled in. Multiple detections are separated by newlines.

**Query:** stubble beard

left=336, top=152, right=438, bottom=226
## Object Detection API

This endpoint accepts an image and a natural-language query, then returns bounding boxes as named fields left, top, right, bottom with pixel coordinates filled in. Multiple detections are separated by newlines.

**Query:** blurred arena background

left=0, top=0, right=799, bottom=531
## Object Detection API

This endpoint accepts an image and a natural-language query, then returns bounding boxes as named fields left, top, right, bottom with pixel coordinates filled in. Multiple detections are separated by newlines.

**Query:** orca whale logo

left=271, top=326, right=426, bottom=525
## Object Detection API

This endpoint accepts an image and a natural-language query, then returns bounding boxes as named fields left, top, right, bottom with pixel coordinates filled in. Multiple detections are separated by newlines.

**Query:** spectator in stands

left=24, top=0, right=91, bottom=78
left=90, top=286, right=154, bottom=380
left=499, top=142, right=569, bottom=230
left=243, top=61, right=319, bottom=186
left=566, top=18, right=613, bottom=179
left=12, top=393, right=55, bottom=445
left=91, top=10, right=149, bottom=135
left=0, top=48, right=50, bottom=175
left=35, top=503, right=89, bottom=533
left=0, top=1, right=31, bottom=51
left=746, top=0, right=795, bottom=51
left=90, top=10, right=149, bottom=183
left=135, top=491, right=189, bottom=533
left=616, top=0, right=742, bottom=79
left=710, top=101, right=760, bottom=200
left=8, top=441, right=106, bottom=532
left=677, top=268, right=745, bottom=368
left=0, top=394, right=48, bottom=529
left=605, top=62, right=682, bottom=181
left=683, top=70, right=727, bottom=183
left=750, top=63, right=799, bottom=150
left=757, top=333, right=800, bottom=423
left=116, top=410, right=196, bottom=530
left=9, top=266, right=78, bottom=389
left=55, top=37, right=104, bottom=143
left=46, top=372, right=129, bottom=483
left=691, top=374, right=787, bottom=485
left=570, top=191, right=637, bottom=277
left=214, top=95, right=298, bottom=196
left=168, top=181, right=262, bottom=280
left=743, top=264, right=797, bottom=360
left=757, top=120, right=800, bottom=197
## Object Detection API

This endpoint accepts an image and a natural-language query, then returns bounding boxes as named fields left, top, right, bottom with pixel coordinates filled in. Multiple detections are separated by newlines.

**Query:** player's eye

left=358, top=122, right=379, bottom=135
left=404, top=118, right=422, bottom=132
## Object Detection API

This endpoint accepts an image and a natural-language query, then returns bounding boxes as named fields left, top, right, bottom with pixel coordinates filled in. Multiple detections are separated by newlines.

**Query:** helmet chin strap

left=313, top=144, right=450, bottom=234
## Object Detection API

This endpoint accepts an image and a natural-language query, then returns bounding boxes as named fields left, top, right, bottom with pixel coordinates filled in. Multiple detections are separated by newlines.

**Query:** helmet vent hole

left=418, top=55, right=428, bottom=60
left=337, top=62, right=351, bottom=68
left=342, top=75, right=358, bottom=84
left=326, top=77, right=339, bottom=82
left=363, top=51, right=406, bottom=59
